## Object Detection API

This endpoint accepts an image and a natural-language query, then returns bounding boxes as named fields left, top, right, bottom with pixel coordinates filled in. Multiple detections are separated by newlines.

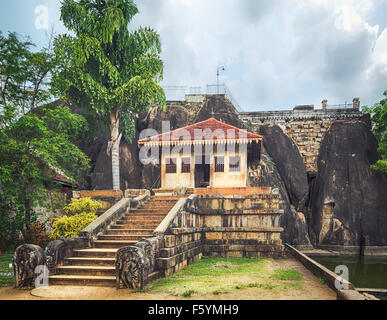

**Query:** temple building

left=138, top=118, right=263, bottom=189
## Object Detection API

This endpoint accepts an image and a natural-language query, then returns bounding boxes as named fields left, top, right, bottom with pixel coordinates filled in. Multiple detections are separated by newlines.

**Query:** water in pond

left=314, top=256, right=387, bottom=289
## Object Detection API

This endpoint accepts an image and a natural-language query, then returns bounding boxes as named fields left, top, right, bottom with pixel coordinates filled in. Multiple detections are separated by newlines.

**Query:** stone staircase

left=48, top=195, right=182, bottom=287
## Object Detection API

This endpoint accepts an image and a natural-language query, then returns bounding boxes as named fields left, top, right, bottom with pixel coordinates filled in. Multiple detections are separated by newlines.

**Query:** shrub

left=50, top=197, right=101, bottom=239
left=63, top=197, right=102, bottom=215
left=50, top=212, right=98, bottom=239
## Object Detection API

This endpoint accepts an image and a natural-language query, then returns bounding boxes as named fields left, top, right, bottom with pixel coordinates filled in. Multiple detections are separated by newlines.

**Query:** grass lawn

left=147, top=257, right=303, bottom=298
left=0, top=252, right=14, bottom=287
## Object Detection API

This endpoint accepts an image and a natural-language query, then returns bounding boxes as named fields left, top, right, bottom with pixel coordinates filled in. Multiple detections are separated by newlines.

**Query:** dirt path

left=0, top=258, right=337, bottom=300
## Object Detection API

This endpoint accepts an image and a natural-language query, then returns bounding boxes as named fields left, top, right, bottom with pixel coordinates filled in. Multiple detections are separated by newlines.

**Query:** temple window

left=165, top=157, right=177, bottom=173
left=229, top=156, right=240, bottom=172
left=181, top=157, right=190, bottom=173
left=214, top=156, right=224, bottom=172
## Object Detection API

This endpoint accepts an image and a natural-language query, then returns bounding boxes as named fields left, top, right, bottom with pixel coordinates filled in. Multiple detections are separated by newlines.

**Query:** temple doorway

left=195, top=155, right=210, bottom=188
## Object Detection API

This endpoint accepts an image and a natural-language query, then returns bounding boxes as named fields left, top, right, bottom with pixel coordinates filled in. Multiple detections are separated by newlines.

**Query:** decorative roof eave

left=137, top=117, right=264, bottom=147
left=138, top=137, right=262, bottom=147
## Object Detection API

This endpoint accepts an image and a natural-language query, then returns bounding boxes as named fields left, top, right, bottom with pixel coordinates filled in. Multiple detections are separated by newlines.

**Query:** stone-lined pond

left=314, top=256, right=387, bottom=289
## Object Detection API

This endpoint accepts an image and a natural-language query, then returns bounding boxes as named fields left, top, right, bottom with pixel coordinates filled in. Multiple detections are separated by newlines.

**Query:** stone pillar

left=322, top=99, right=328, bottom=111
left=353, top=98, right=360, bottom=110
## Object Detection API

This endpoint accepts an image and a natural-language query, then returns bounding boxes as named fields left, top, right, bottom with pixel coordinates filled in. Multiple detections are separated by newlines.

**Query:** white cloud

left=132, top=0, right=387, bottom=110
left=373, top=28, right=387, bottom=65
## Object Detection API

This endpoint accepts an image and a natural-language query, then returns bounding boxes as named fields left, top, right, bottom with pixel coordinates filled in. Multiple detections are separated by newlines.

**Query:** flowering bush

left=50, top=212, right=98, bottom=239
left=63, top=197, right=102, bottom=215
left=50, top=198, right=102, bottom=239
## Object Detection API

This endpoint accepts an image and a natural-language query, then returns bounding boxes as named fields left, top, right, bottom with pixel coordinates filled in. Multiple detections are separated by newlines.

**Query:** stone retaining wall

left=240, top=108, right=363, bottom=172
left=153, top=193, right=285, bottom=277
left=198, top=194, right=284, bottom=258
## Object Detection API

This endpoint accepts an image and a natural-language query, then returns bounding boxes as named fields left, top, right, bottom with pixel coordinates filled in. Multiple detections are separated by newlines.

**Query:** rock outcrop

left=138, top=104, right=189, bottom=133
left=194, top=95, right=246, bottom=128
left=308, top=116, right=387, bottom=247
left=258, top=125, right=309, bottom=211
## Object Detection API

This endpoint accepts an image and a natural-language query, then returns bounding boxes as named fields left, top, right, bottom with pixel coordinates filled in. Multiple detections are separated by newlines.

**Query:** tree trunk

left=111, top=134, right=122, bottom=190
left=108, top=109, right=122, bottom=190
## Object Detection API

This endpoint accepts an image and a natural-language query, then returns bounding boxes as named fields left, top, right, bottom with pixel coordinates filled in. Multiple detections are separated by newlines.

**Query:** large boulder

left=194, top=95, right=247, bottom=128
left=248, top=154, right=312, bottom=247
left=258, top=125, right=309, bottom=211
left=308, top=116, right=387, bottom=246
left=138, top=104, right=189, bottom=133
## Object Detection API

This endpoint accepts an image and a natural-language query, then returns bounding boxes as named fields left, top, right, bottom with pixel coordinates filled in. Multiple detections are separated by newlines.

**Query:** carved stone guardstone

left=115, top=245, right=150, bottom=289
left=13, top=244, right=46, bottom=288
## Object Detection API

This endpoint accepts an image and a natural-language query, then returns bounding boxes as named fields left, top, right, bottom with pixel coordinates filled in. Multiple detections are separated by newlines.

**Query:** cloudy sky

left=1, top=0, right=386, bottom=111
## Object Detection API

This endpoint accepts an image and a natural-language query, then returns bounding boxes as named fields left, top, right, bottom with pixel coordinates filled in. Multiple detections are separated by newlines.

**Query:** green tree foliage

left=0, top=31, right=58, bottom=116
left=363, top=90, right=387, bottom=174
left=0, top=32, right=90, bottom=248
left=52, top=0, right=166, bottom=190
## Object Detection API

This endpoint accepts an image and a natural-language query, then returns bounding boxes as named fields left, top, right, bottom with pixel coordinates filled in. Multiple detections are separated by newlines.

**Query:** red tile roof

left=49, top=172, right=74, bottom=185
left=138, top=118, right=263, bottom=146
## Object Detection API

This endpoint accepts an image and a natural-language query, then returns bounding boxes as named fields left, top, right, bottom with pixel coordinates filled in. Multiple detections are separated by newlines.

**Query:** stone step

left=126, top=210, right=170, bottom=215
left=93, top=240, right=138, bottom=249
left=110, top=224, right=160, bottom=229
left=121, top=213, right=165, bottom=218
left=64, top=257, right=115, bottom=266
left=116, top=219, right=164, bottom=224
left=48, top=275, right=116, bottom=287
left=56, top=265, right=115, bottom=276
left=140, top=200, right=171, bottom=204
left=105, top=228, right=154, bottom=235
left=117, top=215, right=163, bottom=220
left=98, top=234, right=152, bottom=241
left=49, top=271, right=162, bottom=288
left=150, top=199, right=183, bottom=203
left=115, top=223, right=162, bottom=229
left=140, top=202, right=174, bottom=206
left=121, top=213, right=166, bottom=218
left=117, top=219, right=164, bottom=225
left=151, top=197, right=184, bottom=201
left=139, top=205, right=174, bottom=210
left=73, top=248, right=118, bottom=258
